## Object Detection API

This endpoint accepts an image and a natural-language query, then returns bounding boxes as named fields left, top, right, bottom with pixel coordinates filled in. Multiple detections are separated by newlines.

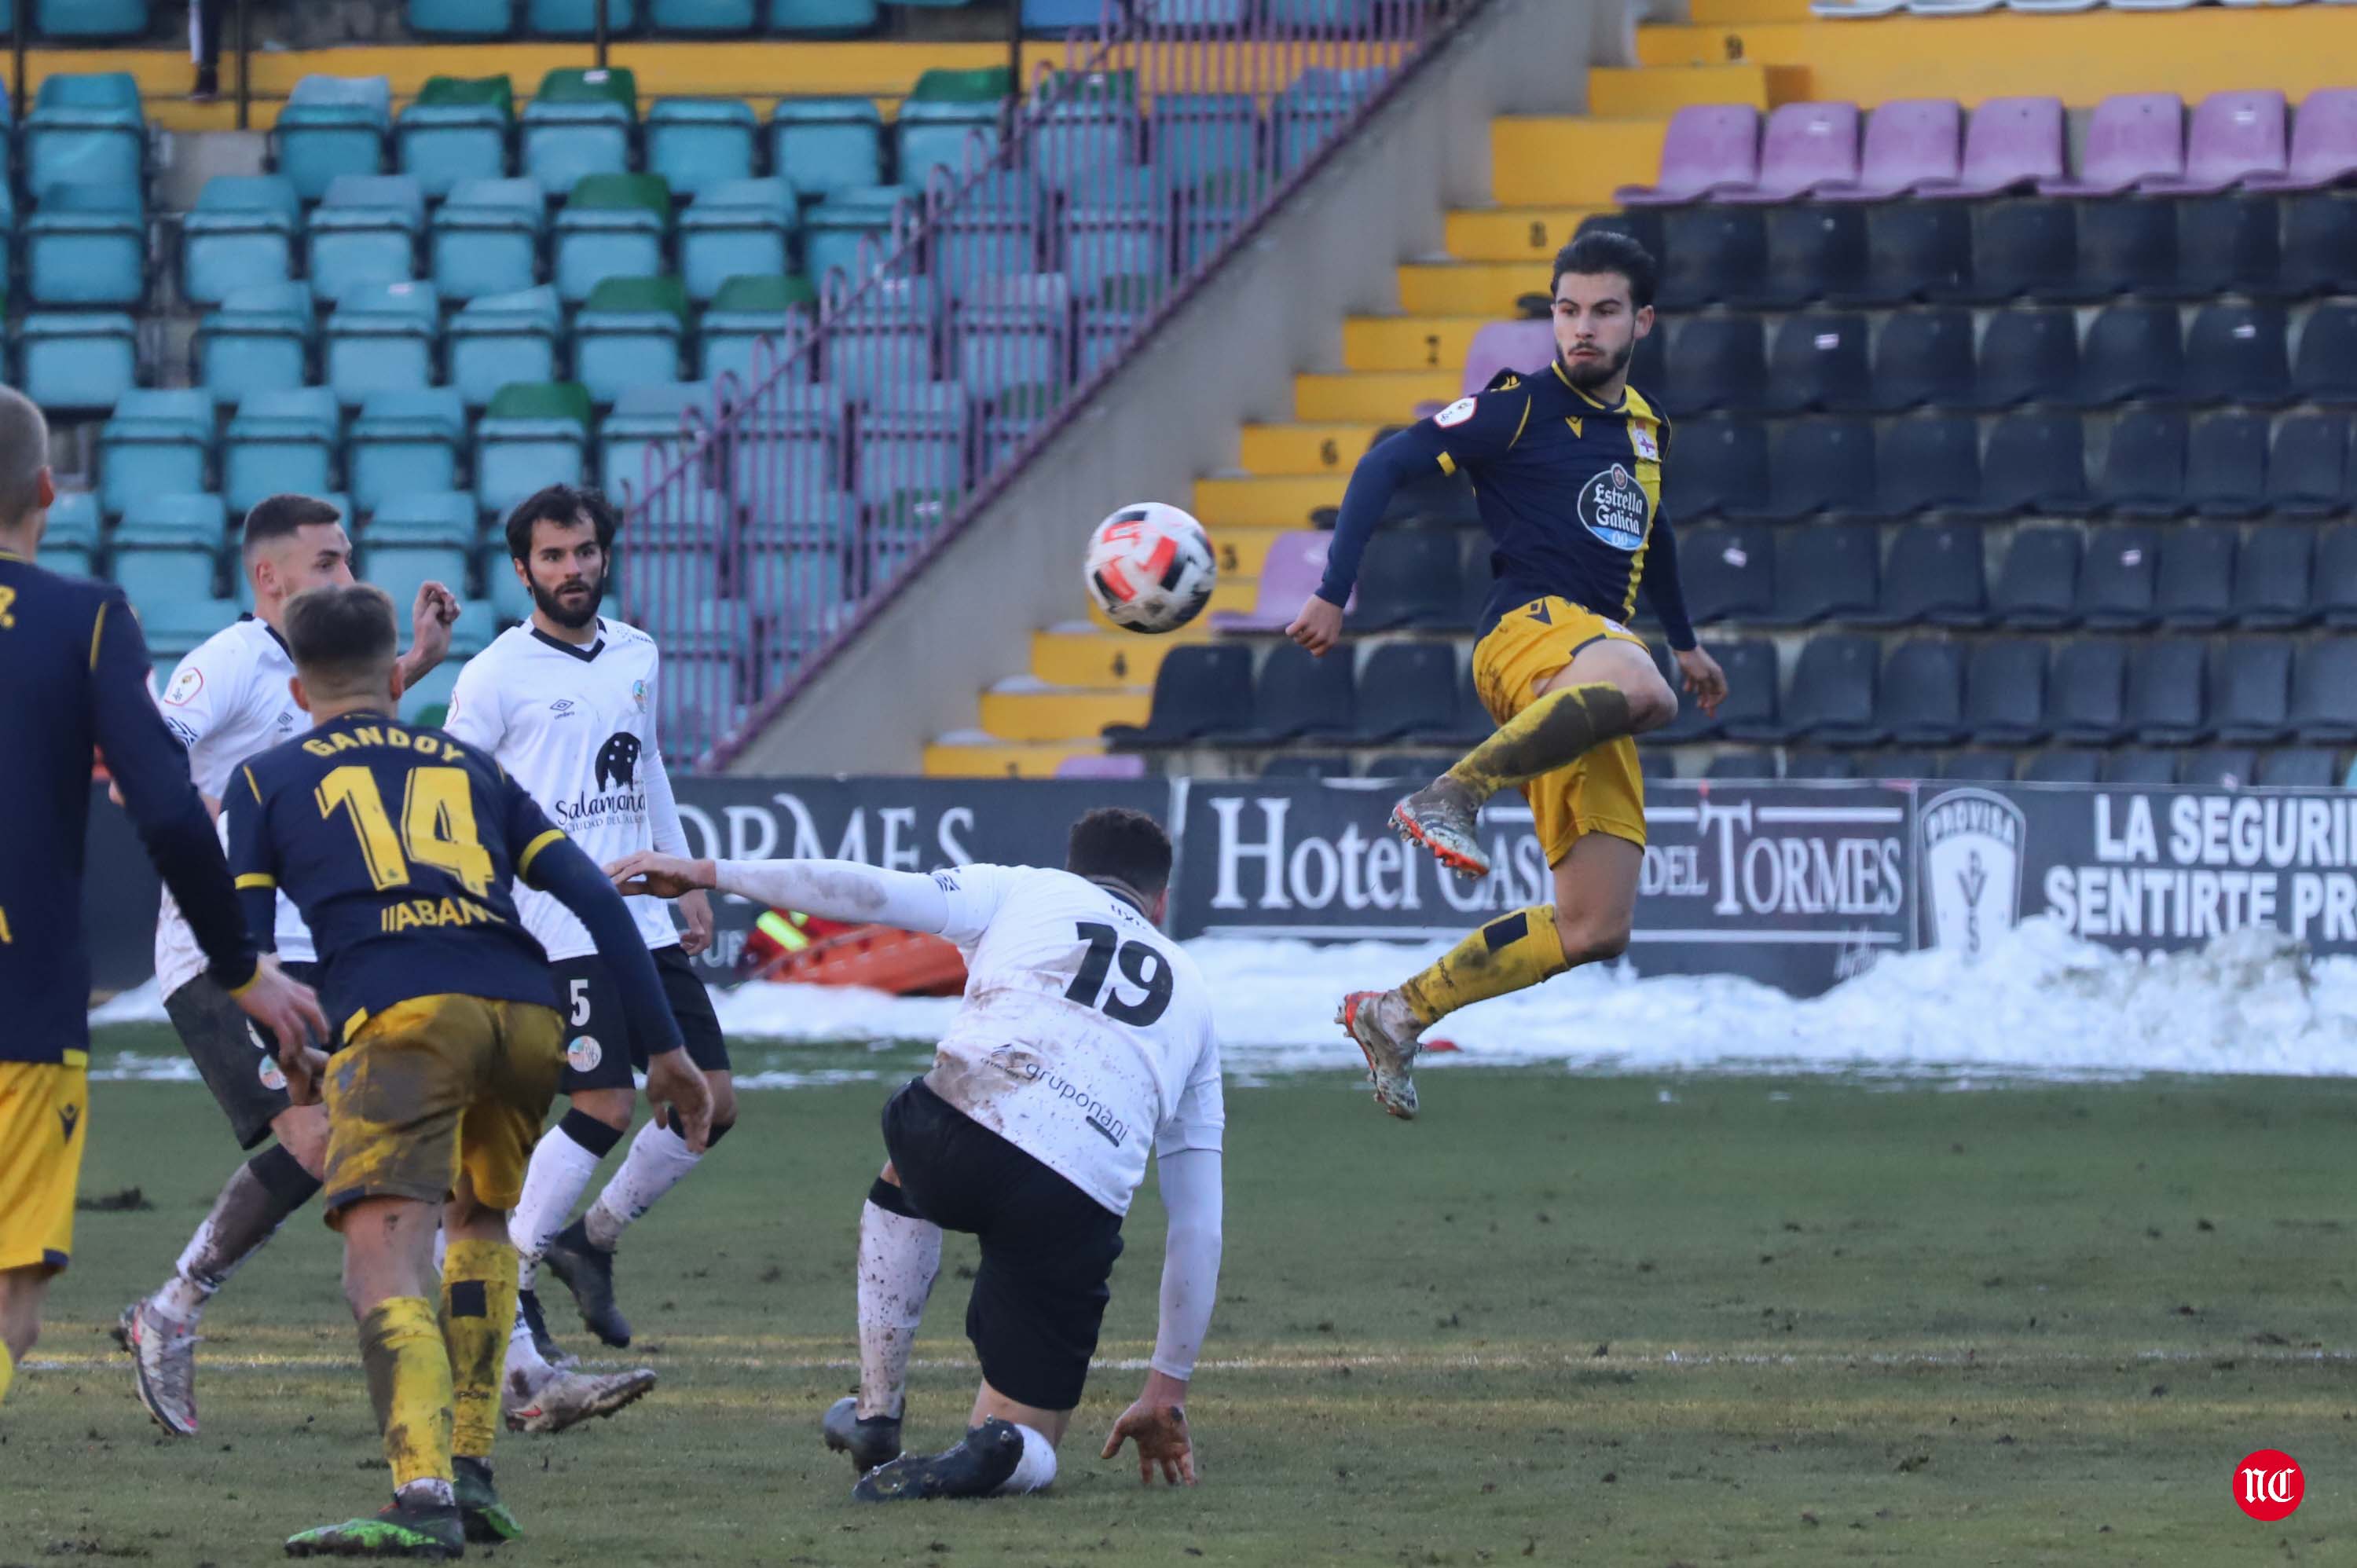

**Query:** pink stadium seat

left=2038, top=92, right=2184, bottom=196
left=2245, top=88, right=2357, bottom=191
left=1614, top=104, right=1761, bottom=207
left=1714, top=101, right=1862, bottom=204
left=1813, top=98, right=1963, bottom=200
left=2139, top=90, right=2286, bottom=194
left=1912, top=96, right=2064, bottom=198
left=1211, top=530, right=1354, bottom=632
left=1461, top=320, right=1552, bottom=397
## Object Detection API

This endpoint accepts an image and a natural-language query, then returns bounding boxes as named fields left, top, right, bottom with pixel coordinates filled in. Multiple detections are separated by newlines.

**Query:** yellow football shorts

left=1470, top=595, right=1652, bottom=863
left=321, top=995, right=563, bottom=1227
left=0, top=1057, right=90, bottom=1275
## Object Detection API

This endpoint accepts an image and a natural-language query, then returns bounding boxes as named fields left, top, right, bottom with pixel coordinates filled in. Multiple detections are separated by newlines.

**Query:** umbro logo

left=549, top=699, right=579, bottom=717
left=58, top=1103, right=79, bottom=1142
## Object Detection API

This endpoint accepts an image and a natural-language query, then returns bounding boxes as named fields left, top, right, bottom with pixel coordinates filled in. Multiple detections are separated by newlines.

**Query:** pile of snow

left=90, top=918, right=2357, bottom=1084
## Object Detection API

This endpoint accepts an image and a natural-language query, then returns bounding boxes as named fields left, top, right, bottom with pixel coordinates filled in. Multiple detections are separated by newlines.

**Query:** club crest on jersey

left=163, top=666, right=203, bottom=706
left=1578, top=463, right=1650, bottom=552
left=630, top=679, right=648, bottom=711
left=258, top=1053, right=287, bottom=1092
left=567, top=1036, right=603, bottom=1073
left=595, top=732, right=643, bottom=792
left=1631, top=423, right=1660, bottom=461
left=1434, top=396, right=1479, bottom=430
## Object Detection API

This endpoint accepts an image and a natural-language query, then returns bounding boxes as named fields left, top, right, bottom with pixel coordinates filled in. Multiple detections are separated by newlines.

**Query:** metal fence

left=623, top=0, right=1464, bottom=768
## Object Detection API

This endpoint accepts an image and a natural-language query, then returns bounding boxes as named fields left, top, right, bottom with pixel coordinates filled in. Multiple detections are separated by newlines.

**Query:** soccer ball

left=1083, top=502, right=1217, bottom=636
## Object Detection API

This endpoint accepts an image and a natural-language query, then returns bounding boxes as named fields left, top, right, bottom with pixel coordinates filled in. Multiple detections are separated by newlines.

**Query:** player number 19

left=315, top=764, right=497, bottom=898
left=1063, top=921, right=1175, bottom=1027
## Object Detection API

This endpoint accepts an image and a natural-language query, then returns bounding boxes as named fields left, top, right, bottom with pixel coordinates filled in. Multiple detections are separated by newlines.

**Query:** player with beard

left=1287, top=232, right=1729, bottom=1120
left=442, top=485, right=734, bottom=1434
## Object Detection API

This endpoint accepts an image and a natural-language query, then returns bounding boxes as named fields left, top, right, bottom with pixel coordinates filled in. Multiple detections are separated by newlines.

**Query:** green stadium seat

left=477, top=381, right=593, bottom=517
left=554, top=172, right=672, bottom=303
left=908, top=68, right=1012, bottom=104
left=648, top=97, right=757, bottom=200
left=199, top=283, right=314, bottom=407
left=28, top=180, right=144, bottom=307
left=275, top=76, right=392, bottom=202
left=350, top=390, right=468, bottom=515
left=21, top=310, right=136, bottom=412
left=398, top=75, right=515, bottom=198
left=24, top=72, right=143, bottom=193
left=678, top=177, right=793, bottom=303
left=306, top=174, right=426, bottom=302
left=223, top=387, right=343, bottom=515
left=698, top=272, right=815, bottom=387
left=522, top=68, right=639, bottom=196
left=181, top=175, right=299, bottom=306
left=449, top=284, right=563, bottom=408
left=99, top=391, right=214, bottom=517
left=431, top=176, right=544, bottom=301
left=576, top=274, right=689, bottom=404
left=112, top=493, right=229, bottom=606
left=770, top=97, right=883, bottom=201
left=325, top=279, right=440, bottom=408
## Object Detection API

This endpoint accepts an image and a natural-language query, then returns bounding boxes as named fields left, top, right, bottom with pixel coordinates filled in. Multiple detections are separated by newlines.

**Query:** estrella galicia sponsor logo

left=1921, top=788, right=2024, bottom=961
left=1578, top=463, right=1649, bottom=551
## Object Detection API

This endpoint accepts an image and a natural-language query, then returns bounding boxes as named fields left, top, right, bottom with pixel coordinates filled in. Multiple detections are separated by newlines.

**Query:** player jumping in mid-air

left=0, top=388, right=324, bottom=1411
left=118, top=493, right=464, bottom=1438
left=1288, top=232, right=1728, bottom=1119
left=443, top=484, right=734, bottom=1434
left=227, top=584, right=711, bottom=1556
left=611, top=807, right=1224, bottom=1500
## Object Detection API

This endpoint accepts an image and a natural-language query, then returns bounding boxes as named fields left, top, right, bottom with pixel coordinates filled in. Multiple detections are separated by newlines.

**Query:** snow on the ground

left=93, top=918, right=2357, bottom=1084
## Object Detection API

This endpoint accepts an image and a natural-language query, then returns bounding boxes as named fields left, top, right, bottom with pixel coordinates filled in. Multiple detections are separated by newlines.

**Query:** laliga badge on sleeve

left=1434, top=397, right=1478, bottom=430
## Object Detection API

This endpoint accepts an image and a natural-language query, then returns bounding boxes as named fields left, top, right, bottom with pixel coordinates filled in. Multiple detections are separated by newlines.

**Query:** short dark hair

left=284, top=583, right=398, bottom=700
left=504, top=483, right=620, bottom=564
left=1066, top=807, right=1174, bottom=900
left=1551, top=231, right=1658, bottom=311
left=242, top=493, right=344, bottom=555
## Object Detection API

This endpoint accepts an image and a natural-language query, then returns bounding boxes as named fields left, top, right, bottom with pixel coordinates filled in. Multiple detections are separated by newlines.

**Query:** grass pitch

left=9, top=1030, right=2357, bottom=1566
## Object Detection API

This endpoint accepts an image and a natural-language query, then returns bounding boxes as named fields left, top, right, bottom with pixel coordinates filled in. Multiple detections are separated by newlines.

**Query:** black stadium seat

left=1104, top=643, right=1254, bottom=747
left=1664, top=417, right=1768, bottom=523
left=2124, top=639, right=2208, bottom=744
left=1763, top=312, right=1873, bottom=414
left=1363, top=752, right=1446, bottom=780
left=2315, top=524, right=2357, bottom=628
left=1409, top=667, right=1492, bottom=748
left=2048, top=639, right=2129, bottom=744
left=2103, top=748, right=2179, bottom=785
left=1990, top=525, right=2081, bottom=629
left=1629, top=328, right=1670, bottom=407
left=1980, top=413, right=2089, bottom=515
left=1749, top=418, right=1879, bottom=522
left=1971, top=309, right=2080, bottom=408
left=1941, top=751, right=2018, bottom=782
left=1681, top=521, right=1773, bottom=625
left=2292, top=302, right=2357, bottom=405
left=2264, top=414, right=2348, bottom=515
left=1965, top=199, right=2077, bottom=304
left=1758, top=525, right=1878, bottom=627
left=2180, top=748, right=2260, bottom=789
left=1662, top=317, right=1767, bottom=416
left=2209, top=639, right=2293, bottom=745
left=2184, top=412, right=2268, bottom=519
left=1866, top=200, right=1972, bottom=305
left=2091, top=409, right=2188, bottom=518
left=2282, top=193, right=2357, bottom=297
left=1867, top=308, right=1975, bottom=412
left=1875, top=415, right=1998, bottom=518
left=1868, top=521, right=1987, bottom=628
left=2076, top=196, right=2178, bottom=299
left=2077, top=523, right=2162, bottom=631
left=1786, top=749, right=1860, bottom=780
left=2183, top=304, right=2291, bottom=407
left=1659, top=204, right=1768, bottom=311
left=1710, top=637, right=1786, bottom=745
left=1761, top=203, right=1871, bottom=309
left=1351, top=642, right=1457, bottom=744
left=2023, top=747, right=2102, bottom=783
left=2078, top=302, right=2184, bottom=405
left=1439, top=543, right=1494, bottom=635
left=1864, top=749, right=1937, bottom=779
left=1781, top=633, right=1882, bottom=746
left=1351, top=531, right=1460, bottom=631
left=2257, top=748, right=2340, bottom=787
left=1965, top=638, right=2050, bottom=745
left=1706, top=748, right=1779, bottom=780
left=2154, top=524, right=2235, bottom=630
left=2289, top=641, right=2357, bottom=743
left=1578, top=207, right=1664, bottom=260
left=2233, top=525, right=2315, bottom=629
left=1879, top=639, right=1967, bottom=746
left=1226, top=643, right=1356, bottom=745
left=2176, top=193, right=2285, bottom=299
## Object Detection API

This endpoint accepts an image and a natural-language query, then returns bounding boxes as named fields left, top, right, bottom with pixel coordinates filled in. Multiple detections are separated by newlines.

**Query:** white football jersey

left=442, top=618, right=681, bottom=962
left=153, top=615, right=316, bottom=995
left=926, top=865, right=1223, bottom=1217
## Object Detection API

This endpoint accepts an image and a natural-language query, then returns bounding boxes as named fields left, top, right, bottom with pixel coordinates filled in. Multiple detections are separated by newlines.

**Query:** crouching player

left=225, top=584, right=711, bottom=1558
left=611, top=807, right=1222, bottom=1500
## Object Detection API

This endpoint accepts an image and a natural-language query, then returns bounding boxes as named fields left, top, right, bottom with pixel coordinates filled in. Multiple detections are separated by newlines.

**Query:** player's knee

left=273, top=1105, right=330, bottom=1179
left=1622, top=671, right=1678, bottom=734
left=1555, top=907, right=1631, bottom=966
left=574, top=1088, right=633, bottom=1131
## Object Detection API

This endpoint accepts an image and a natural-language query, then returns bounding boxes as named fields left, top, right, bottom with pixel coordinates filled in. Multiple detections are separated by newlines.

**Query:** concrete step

left=1294, top=368, right=1461, bottom=423
left=1238, top=422, right=1383, bottom=476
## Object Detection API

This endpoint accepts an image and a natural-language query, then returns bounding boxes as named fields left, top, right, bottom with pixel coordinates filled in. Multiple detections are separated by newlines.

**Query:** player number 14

left=315, top=764, right=497, bottom=898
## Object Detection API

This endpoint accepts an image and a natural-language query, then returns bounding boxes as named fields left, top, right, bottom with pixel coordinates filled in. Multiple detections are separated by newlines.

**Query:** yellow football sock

left=1445, top=683, right=1633, bottom=800
left=360, top=1295, right=453, bottom=1491
left=440, top=1238, right=519, bottom=1462
left=1, top=1340, right=15, bottom=1406
left=1399, top=906, right=1571, bottom=1028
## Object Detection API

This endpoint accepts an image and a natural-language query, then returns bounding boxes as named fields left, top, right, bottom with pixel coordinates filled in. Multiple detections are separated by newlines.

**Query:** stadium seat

left=1780, top=634, right=1882, bottom=746
left=1758, top=526, right=1878, bottom=626
left=2292, top=302, right=2357, bottom=404
left=32, top=0, right=148, bottom=38
left=526, top=0, right=642, bottom=34
left=1691, top=637, right=1781, bottom=744
left=1716, top=101, right=1861, bottom=204
left=1964, top=638, right=2048, bottom=744
left=1462, top=320, right=1554, bottom=398
left=361, top=497, right=477, bottom=624
left=449, top=284, right=563, bottom=408
left=1679, top=522, right=1771, bottom=625
left=431, top=177, right=544, bottom=301
left=99, top=391, right=214, bottom=517
left=398, top=618, right=489, bottom=725
left=728, top=382, right=846, bottom=505
left=1660, top=317, right=1765, bottom=418
left=1747, top=418, right=1878, bottom=523
left=475, top=381, right=592, bottom=516
left=350, top=390, right=467, bottom=514
left=1273, top=68, right=1378, bottom=175
left=1704, top=749, right=1778, bottom=780
left=2102, top=749, right=2178, bottom=786
left=306, top=174, right=425, bottom=306
left=2124, top=639, right=2209, bottom=745
left=2317, top=523, right=2357, bottom=628
left=1062, top=167, right=1171, bottom=299
left=804, top=185, right=907, bottom=288
left=2073, top=196, right=2177, bottom=299
left=2264, top=412, right=2347, bottom=514
left=2209, top=639, right=2292, bottom=744
left=198, top=283, right=313, bottom=407
left=678, top=178, right=793, bottom=304
left=2184, top=412, right=2269, bottom=518
left=2022, top=747, right=2101, bottom=784
left=2176, top=194, right=2284, bottom=300
left=1657, top=207, right=1768, bottom=312
left=2153, top=524, right=2236, bottom=629
left=1914, top=96, right=2065, bottom=198
left=2256, top=748, right=2340, bottom=788
left=2141, top=89, right=2286, bottom=194
left=1662, top=418, right=1765, bottom=522
left=2091, top=410, right=2188, bottom=518
left=1177, top=169, right=1255, bottom=275
left=1816, top=97, right=1963, bottom=200
left=2078, top=302, right=2183, bottom=405
left=276, top=77, right=393, bottom=202
left=1352, top=531, right=1461, bottom=631
left=2233, top=525, right=2315, bottom=628
left=1862, top=201, right=1971, bottom=304
left=2047, top=639, right=2129, bottom=744
left=397, top=76, right=514, bottom=199
left=1615, top=104, right=1761, bottom=206
left=1210, top=531, right=1341, bottom=633
left=522, top=68, right=638, bottom=196
left=1080, top=274, right=1164, bottom=378
left=181, top=176, right=299, bottom=306
left=598, top=381, right=713, bottom=502
left=1875, top=521, right=1986, bottom=626
left=2289, top=639, right=2357, bottom=742
left=975, top=379, right=1050, bottom=469
left=955, top=273, right=1071, bottom=398
left=647, top=98, right=757, bottom=202
left=28, top=181, right=144, bottom=307
left=113, top=507, right=231, bottom=612
left=1876, top=639, right=1966, bottom=745
left=1940, top=751, right=2017, bottom=782
left=1255, top=754, right=1350, bottom=780
left=699, top=272, right=816, bottom=387
left=826, top=277, right=936, bottom=395
left=2040, top=92, right=2184, bottom=197
left=1153, top=94, right=1260, bottom=189
left=1979, top=413, right=2088, bottom=515
left=1226, top=643, right=1355, bottom=745
left=38, top=491, right=101, bottom=580
left=1866, top=308, right=1973, bottom=412
left=577, top=275, right=689, bottom=404
left=223, top=388, right=341, bottom=515
left=1102, top=643, right=1254, bottom=747
left=408, top=0, right=519, bottom=36
left=555, top=174, right=673, bottom=304
left=1970, top=309, right=2078, bottom=408
left=1990, top=524, right=2080, bottom=628
left=2077, top=522, right=2162, bottom=629
left=25, top=73, right=143, bottom=195
left=1349, top=643, right=1457, bottom=744
left=2183, top=305, right=2291, bottom=405
left=325, top=280, right=440, bottom=407
left=855, top=383, right=970, bottom=504
left=932, top=170, right=1043, bottom=294
left=1787, top=749, right=1860, bottom=781
left=1962, top=200, right=2076, bottom=304
left=771, top=98, right=885, bottom=201
left=900, top=99, right=1001, bottom=192
left=1763, top=313, right=1872, bottom=414
left=1875, top=415, right=1995, bottom=517
left=2282, top=193, right=2357, bottom=297
left=653, top=0, right=759, bottom=27
left=21, top=310, right=136, bottom=412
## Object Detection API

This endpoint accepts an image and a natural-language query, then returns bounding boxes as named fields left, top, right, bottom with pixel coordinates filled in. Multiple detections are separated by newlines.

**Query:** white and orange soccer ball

left=1083, top=502, right=1217, bottom=635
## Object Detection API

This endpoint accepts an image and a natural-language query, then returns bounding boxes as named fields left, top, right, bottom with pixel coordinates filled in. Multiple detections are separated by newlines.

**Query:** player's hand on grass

left=1673, top=645, right=1728, bottom=718
left=1285, top=595, right=1344, bottom=658
left=606, top=851, right=717, bottom=901
left=646, top=1046, right=714, bottom=1152
left=400, top=582, right=463, bottom=676
left=1102, top=1372, right=1197, bottom=1486
left=234, top=958, right=329, bottom=1083
left=677, top=888, right=716, bottom=957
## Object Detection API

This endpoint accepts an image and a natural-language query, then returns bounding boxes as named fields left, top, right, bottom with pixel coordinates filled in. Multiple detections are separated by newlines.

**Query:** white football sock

left=509, top=1119, right=610, bottom=1290
left=583, top=1120, right=702, bottom=1251
left=506, top=1302, right=553, bottom=1395
left=995, top=1423, right=1058, bottom=1495
left=856, top=1197, right=942, bottom=1420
